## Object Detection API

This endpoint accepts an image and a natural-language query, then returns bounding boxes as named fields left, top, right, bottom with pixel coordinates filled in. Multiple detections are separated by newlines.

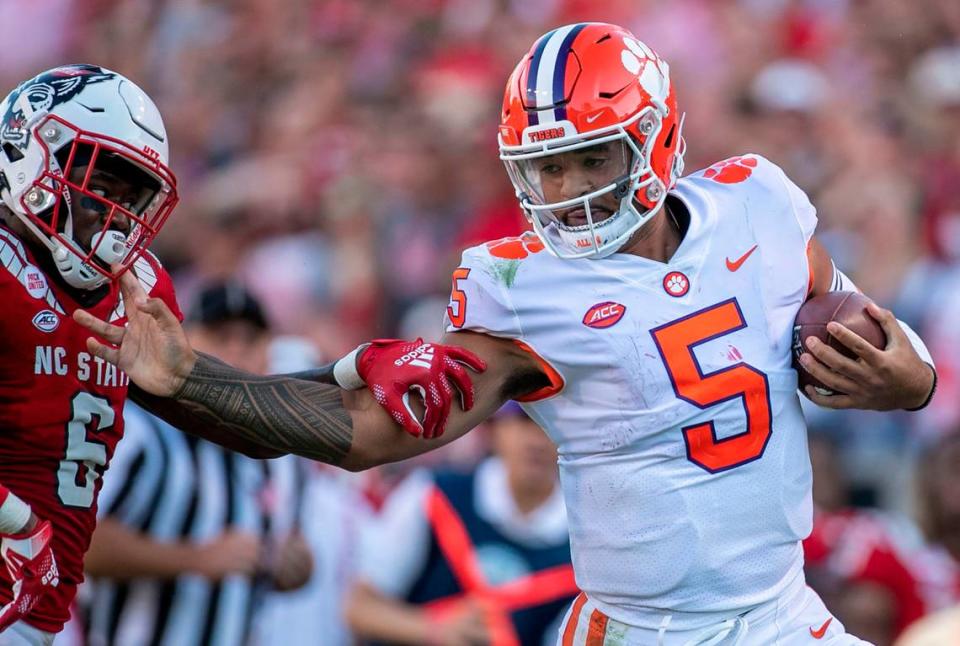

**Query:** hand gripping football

left=792, top=291, right=886, bottom=396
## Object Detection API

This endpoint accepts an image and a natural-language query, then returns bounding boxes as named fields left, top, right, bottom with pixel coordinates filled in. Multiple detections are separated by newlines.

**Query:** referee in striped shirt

left=73, top=283, right=313, bottom=646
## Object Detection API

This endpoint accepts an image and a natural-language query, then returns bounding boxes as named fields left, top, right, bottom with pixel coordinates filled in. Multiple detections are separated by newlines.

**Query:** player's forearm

left=166, top=352, right=355, bottom=465
left=129, top=385, right=285, bottom=459
left=280, top=362, right=339, bottom=385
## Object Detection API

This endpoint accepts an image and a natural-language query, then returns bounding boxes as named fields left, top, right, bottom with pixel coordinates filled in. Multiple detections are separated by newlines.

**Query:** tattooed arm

left=131, top=335, right=529, bottom=470
left=74, top=271, right=535, bottom=470
left=128, top=354, right=349, bottom=462
left=278, top=362, right=340, bottom=385
left=128, top=357, right=344, bottom=459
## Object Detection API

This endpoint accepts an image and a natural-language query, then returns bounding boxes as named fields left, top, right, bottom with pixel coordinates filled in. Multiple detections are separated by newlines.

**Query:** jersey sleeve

left=442, top=245, right=523, bottom=339
left=141, top=250, right=184, bottom=323
left=741, top=154, right=817, bottom=243
left=741, top=155, right=818, bottom=302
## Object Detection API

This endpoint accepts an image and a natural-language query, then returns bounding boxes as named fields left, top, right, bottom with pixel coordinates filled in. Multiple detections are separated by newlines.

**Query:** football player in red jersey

left=0, top=66, right=484, bottom=644
left=0, top=64, right=181, bottom=644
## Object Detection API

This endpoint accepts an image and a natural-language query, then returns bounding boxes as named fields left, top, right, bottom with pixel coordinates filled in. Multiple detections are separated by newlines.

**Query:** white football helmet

left=0, top=64, right=178, bottom=289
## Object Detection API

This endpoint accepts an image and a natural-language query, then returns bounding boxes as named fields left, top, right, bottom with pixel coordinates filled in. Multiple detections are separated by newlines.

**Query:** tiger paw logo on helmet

left=704, top=156, right=758, bottom=184
left=486, top=234, right=545, bottom=260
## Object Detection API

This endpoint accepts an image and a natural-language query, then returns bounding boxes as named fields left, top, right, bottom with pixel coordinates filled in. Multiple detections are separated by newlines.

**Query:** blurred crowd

left=5, top=0, right=960, bottom=644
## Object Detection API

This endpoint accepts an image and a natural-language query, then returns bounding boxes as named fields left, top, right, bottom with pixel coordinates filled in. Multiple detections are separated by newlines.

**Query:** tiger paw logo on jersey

left=704, top=156, right=758, bottom=184
left=663, top=271, right=689, bottom=297
left=486, top=235, right=545, bottom=260
left=583, top=301, right=627, bottom=329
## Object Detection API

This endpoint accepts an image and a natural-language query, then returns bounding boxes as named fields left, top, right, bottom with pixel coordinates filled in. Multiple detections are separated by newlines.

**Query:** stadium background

left=4, top=0, right=960, bottom=644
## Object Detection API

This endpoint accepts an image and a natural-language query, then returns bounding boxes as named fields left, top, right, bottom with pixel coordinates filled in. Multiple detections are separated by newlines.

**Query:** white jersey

left=444, top=155, right=817, bottom=629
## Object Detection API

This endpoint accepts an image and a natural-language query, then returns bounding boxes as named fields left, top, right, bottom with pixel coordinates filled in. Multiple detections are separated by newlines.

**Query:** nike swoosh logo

left=725, top=244, right=758, bottom=272
left=810, top=617, right=832, bottom=639
left=585, top=113, right=603, bottom=124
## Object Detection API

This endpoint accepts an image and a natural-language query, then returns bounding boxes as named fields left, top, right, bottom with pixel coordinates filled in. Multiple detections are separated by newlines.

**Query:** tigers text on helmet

left=498, top=23, right=685, bottom=259
left=0, top=64, right=178, bottom=289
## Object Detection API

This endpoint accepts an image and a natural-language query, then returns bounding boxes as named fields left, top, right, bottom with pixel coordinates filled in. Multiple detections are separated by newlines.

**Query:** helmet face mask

left=502, top=108, right=668, bottom=258
left=498, top=23, right=685, bottom=259
left=0, top=65, right=177, bottom=289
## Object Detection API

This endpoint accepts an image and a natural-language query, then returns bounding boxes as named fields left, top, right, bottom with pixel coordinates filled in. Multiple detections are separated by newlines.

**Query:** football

left=792, top=291, right=887, bottom=396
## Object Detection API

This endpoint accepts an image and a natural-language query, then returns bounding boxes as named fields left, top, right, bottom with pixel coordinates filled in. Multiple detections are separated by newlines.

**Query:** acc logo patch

left=583, top=301, right=626, bottom=329
left=32, top=309, right=59, bottom=333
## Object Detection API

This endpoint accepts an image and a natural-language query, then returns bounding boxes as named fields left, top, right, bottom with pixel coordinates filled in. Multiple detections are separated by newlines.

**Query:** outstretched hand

left=72, top=269, right=196, bottom=397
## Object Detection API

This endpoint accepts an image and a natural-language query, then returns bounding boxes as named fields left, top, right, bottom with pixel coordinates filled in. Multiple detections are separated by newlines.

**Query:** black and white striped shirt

left=76, top=403, right=305, bottom=646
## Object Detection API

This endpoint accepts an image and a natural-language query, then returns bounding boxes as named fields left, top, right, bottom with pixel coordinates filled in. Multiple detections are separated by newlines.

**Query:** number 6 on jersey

left=58, top=392, right=113, bottom=508
left=651, top=298, right=772, bottom=473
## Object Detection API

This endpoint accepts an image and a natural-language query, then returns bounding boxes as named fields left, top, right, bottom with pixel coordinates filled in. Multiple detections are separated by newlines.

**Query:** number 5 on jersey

left=447, top=267, right=471, bottom=329
left=651, top=298, right=772, bottom=473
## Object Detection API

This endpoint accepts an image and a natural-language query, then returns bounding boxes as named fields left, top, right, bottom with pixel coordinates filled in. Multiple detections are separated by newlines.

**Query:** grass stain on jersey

left=605, top=624, right=627, bottom=645
left=487, top=259, right=521, bottom=288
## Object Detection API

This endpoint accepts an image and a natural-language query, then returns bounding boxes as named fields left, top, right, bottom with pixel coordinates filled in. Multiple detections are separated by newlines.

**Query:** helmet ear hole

left=613, top=178, right=632, bottom=200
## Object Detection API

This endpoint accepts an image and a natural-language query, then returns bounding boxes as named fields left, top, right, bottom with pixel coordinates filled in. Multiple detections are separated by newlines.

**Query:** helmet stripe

left=525, top=28, right=558, bottom=126
left=526, top=24, right=582, bottom=128
left=552, top=23, right=587, bottom=122
left=532, top=24, right=579, bottom=126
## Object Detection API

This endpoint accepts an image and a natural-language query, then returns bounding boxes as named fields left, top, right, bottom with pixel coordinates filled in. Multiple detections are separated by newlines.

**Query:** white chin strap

left=53, top=230, right=127, bottom=290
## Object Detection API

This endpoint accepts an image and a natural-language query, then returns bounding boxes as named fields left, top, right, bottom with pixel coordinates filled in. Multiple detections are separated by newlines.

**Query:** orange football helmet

left=499, top=23, right=685, bottom=258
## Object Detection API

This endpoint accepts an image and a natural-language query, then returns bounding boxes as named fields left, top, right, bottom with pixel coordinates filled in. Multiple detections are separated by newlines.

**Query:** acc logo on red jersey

left=33, top=310, right=60, bottom=332
left=32, top=310, right=59, bottom=333
left=583, top=301, right=626, bottom=329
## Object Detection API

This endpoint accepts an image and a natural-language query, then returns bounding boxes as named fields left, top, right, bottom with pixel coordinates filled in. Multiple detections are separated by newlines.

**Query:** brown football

left=792, top=291, right=887, bottom=396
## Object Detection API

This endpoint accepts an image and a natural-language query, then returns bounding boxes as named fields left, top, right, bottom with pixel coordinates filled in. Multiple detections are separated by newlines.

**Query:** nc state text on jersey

left=34, top=345, right=130, bottom=387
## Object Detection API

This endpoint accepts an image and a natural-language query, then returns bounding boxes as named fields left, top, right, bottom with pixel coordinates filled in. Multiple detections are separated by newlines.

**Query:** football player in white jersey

left=74, top=22, right=936, bottom=646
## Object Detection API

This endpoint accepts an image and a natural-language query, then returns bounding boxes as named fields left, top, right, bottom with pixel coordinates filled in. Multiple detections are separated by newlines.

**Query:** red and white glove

left=334, top=338, right=487, bottom=439
left=0, top=520, right=59, bottom=632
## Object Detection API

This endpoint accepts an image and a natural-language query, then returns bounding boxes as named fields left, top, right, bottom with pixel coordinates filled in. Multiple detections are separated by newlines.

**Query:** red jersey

left=0, top=225, right=181, bottom=633
left=909, top=543, right=960, bottom=617
left=804, top=509, right=928, bottom=637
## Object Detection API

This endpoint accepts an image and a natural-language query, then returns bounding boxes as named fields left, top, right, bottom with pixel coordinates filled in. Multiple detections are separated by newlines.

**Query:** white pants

left=0, top=622, right=54, bottom=646
left=557, top=584, right=874, bottom=646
